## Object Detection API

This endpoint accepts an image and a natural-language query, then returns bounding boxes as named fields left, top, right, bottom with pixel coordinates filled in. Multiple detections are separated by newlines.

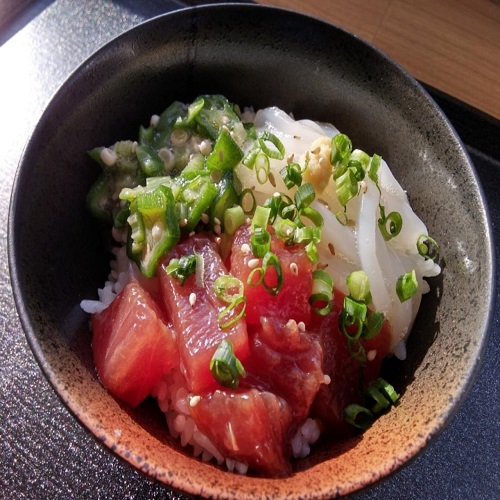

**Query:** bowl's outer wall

left=9, top=4, right=494, bottom=499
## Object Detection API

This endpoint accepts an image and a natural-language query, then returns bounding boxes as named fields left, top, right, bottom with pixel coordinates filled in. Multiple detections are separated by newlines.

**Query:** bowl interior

left=8, top=4, right=494, bottom=499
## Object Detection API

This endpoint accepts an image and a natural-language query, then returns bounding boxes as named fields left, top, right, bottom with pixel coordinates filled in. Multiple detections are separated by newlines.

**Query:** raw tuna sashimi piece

left=189, top=388, right=293, bottom=476
left=230, top=225, right=313, bottom=326
left=243, top=316, right=325, bottom=422
left=91, top=280, right=179, bottom=407
left=309, top=292, right=391, bottom=434
left=158, top=234, right=249, bottom=393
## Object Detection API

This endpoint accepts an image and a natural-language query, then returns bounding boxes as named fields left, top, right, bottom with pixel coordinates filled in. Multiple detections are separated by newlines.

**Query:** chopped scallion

left=294, top=182, right=315, bottom=210
left=417, top=235, right=440, bottom=263
left=251, top=226, right=271, bottom=257
left=309, top=269, right=334, bottom=315
left=396, top=269, right=418, bottom=302
left=210, top=339, right=246, bottom=389
left=346, top=270, right=372, bottom=303
left=251, top=205, right=271, bottom=233
left=259, top=131, right=285, bottom=160
left=378, top=205, right=403, bottom=241
left=343, top=404, right=374, bottom=430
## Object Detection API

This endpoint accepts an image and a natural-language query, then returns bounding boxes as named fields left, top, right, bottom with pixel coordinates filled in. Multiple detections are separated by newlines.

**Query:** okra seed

left=199, top=139, right=212, bottom=156
left=159, top=148, right=174, bottom=165
left=150, top=114, right=160, bottom=127
left=170, top=128, right=189, bottom=146
left=100, top=147, right=117, bottom=167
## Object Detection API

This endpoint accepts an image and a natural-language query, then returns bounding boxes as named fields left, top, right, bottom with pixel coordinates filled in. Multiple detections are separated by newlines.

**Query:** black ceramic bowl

left=8, top=4, right=494, bottom=499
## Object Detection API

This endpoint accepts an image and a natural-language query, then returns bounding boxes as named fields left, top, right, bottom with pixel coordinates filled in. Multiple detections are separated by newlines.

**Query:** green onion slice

left=217, top=296, right=247, bottom=329
left=294, top=182, right=316, bottom=210
left=396, top=269, right=418, bottom=302
left=374, top=377, right=400, bottom=404
left=368, top=154, right=382, bottom=184
left=165, top=254, right=198, bottom=286
left=349, top=149, right=371, bottom=172
left=247, top=267, right=264, bottom=287
left=242, top=142, right=261, bottom=169
left=417, top=235, right=440, bottom=263
left=274, top=218, right=297, bottom=241
left=251, top=226, right=271, bottom=257
left=378, top=205, right=403, bottom=241
left=223, top=205, right=245, bottom=236
left=259, top=131, right=285, bottom=160
left=335, top=210, right=349, bottom=226
left=336, top=168, right=359, bottom=207
left=346, top=270, right=371, bottom=303
left=240, top=188, right=257, bottom=215
left=305, top=241, right=319, bottom=263
left=213, top=275, right=244, bottom=304
left=280, top=162, right=303, bottom=189
left=293, top=225, right=322, bottom=245
left=254, top=152, right=270, bottom=184
left=251, top=205, right=271, bottom=233
left=347, top=339, right=367, bottom=363
left=309, top=269, right=334, bottom=316
left=209, top=339, right=246, bottom=389
left=343, top=404, right=374, bottom=430
left=261, top=251, right=283, bottom=296
left=366, top=384, right=391, bottom=414
left=362, top=311, right=385, bottom=340
left=298, top=206, right=324, bottom=229
left=330, top=133, right=352, bottom=165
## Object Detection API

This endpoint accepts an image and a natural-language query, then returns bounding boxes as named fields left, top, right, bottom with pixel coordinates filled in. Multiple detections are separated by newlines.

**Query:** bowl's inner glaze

left=9, top=5, right=493, bottom=499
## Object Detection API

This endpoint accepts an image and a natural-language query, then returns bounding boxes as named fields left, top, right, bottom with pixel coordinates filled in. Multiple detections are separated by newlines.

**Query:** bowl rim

left=7, top=3, right=496, bottom=498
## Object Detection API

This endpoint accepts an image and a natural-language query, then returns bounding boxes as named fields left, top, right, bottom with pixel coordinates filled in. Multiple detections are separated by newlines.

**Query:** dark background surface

left=0, top=1, right=498, bottom=498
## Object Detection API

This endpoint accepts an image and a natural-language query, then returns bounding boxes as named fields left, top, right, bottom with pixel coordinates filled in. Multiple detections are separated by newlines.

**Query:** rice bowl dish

left=8, top=4, right=493, bottom=498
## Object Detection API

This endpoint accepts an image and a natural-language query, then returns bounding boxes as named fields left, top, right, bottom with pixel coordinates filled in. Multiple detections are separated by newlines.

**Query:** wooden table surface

left=257, top=0, right=500, bottom=120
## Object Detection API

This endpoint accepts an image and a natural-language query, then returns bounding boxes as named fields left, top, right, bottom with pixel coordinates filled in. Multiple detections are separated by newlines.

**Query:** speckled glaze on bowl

left=8, top=4, right=494, bottom=499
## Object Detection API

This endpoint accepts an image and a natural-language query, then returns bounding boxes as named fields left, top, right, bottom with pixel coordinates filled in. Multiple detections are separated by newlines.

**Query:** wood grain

left=256, top=0, right=500, bottom=120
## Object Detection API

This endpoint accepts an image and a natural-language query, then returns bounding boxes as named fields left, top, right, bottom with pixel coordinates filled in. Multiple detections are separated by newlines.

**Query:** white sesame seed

left=323, top=374, right=331, bottom=385
left=297, top=321, right=306, bottom=332
left=290, top=262, right=298, bottom=275
left=189, top=231, right=195, bottom=237
left=247, top=258, right=260, bottom=269
left=213, top=217, right=221, bottom=226
left=273, top=191, right=281, bottom=198
left=241, top=243, right=251, bottom=254
left=189, top=293, right=197, bottom=307
left=179, top=218, right=188, bottom=227
left=285, top=319, right=298, bottom=334
left=214, top=224, right=221, bottom=235
left=189, top=395, right=201, bottom=407
left=268, top=172, right=276, bottom=187
left=201, top=213, right=209, bottom=224
left=367, top=349, right=377, bottom=361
